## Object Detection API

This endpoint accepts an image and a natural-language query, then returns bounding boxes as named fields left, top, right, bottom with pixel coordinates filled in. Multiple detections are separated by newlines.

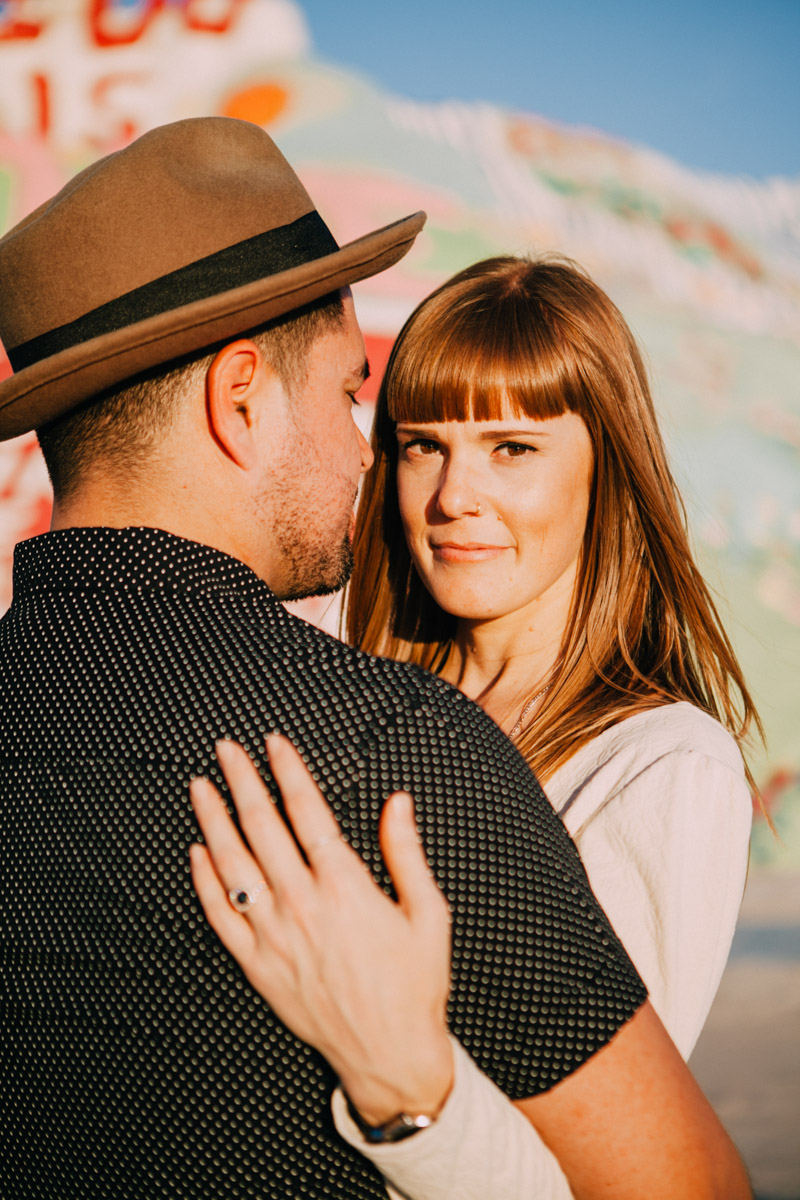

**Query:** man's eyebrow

left=350, top=358, right=370, bottom=385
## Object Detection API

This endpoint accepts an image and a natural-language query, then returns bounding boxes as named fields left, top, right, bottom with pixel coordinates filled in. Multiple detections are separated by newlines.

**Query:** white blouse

left=546, top=702, right=751, bottom=1059
left=333, top=703, right=753, bottom=1199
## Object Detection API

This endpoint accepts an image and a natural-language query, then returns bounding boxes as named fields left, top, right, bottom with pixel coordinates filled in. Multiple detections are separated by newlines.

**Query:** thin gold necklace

left=509, top=682, right=553, bottom=739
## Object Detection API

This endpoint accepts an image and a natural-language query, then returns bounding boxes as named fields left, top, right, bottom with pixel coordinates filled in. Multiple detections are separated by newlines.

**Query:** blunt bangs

left=384, top=261, right=587, bottom=428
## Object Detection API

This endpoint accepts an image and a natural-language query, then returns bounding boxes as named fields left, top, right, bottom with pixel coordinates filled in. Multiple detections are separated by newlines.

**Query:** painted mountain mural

left=1, top=0, right=798, bottom=864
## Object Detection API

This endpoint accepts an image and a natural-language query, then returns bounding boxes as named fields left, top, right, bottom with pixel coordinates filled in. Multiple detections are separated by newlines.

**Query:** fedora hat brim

left=0, top=211, right=424, bottom=441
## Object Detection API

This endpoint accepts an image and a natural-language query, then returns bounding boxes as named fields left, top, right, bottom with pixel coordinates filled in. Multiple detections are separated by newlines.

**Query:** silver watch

left=345, top=1096, right=434, bottom=1144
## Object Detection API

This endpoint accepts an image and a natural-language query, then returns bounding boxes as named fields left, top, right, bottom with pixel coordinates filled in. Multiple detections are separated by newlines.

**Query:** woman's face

left=395, top=406, right=594, bottom=625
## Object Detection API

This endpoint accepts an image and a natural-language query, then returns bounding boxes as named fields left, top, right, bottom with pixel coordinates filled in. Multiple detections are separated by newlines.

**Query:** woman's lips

left=431, top=542, right=509, bottom=563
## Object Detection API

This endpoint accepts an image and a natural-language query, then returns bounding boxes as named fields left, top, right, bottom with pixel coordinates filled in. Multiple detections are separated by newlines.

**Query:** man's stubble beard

left=261, top=439, right=358, bottom=602
left=276, top=526, right=354, bottom=602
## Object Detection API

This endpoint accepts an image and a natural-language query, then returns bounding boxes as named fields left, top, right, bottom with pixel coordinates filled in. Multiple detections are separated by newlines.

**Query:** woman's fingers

left=379, top=792, right=451, bottom=933
left=189, top=773, right=267, bottom=895
left=196, top=741, right=446, bottom=950
left=214, top=738, right=312, bottom=898
left=188, top=741, right=454, bottom=1114
left=265, top=734, right=351, bottom=872
left=188, top=840, right=257, bottom=959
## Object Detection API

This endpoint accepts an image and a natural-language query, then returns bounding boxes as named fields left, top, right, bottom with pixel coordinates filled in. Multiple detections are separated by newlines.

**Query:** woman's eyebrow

left=394, top=425, right=554, bottom=438
left=476, top=427, right=552, bottom=440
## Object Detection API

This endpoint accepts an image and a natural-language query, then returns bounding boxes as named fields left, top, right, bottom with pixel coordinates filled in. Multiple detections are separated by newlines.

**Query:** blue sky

left=301, top=0, right=799, bottom=179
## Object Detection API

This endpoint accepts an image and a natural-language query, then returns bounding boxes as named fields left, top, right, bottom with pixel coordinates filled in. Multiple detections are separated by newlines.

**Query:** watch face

left=346, top=1098, right=433, bottom=1143
left=367, top=1112, right=434, bottom=1144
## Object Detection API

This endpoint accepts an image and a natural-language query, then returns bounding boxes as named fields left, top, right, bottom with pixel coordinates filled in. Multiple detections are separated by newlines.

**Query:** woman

left=347, top=253, right=758, bottom=1060
left=191, top=256, right=757, bottom=1198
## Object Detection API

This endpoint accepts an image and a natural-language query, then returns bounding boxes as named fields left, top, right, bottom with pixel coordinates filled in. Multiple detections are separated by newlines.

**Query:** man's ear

left=206, top=339, right=282, bottom=469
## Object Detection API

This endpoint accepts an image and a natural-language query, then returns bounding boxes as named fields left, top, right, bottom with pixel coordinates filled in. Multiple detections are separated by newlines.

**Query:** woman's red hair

left=347, top=256, right=762, bottom=785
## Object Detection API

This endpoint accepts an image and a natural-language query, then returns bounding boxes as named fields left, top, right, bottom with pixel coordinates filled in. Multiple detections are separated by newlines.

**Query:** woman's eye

left=401, top=438, right=441, bottom=456
left=497, top=441, right=535, bottom=457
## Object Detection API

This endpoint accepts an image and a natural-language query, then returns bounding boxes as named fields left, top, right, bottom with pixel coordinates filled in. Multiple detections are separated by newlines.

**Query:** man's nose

left=357, top=425, right=374, bottom=474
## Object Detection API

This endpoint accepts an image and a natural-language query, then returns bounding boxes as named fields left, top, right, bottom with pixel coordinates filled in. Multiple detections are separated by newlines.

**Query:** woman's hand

left=189, top=734, right=454, bottom=1126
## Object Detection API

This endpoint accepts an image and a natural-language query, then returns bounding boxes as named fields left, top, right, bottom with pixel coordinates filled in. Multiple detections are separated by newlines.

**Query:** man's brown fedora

left=0, top=117, right=425, bottom=441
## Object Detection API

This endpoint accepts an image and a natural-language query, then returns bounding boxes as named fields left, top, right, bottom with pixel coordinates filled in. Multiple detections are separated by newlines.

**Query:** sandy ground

left=690, top=869, right=800, bottom=1200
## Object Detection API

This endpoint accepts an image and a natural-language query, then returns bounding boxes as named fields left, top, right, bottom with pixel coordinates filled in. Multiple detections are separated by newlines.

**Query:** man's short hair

left=37, top=292, right=345, bottom=501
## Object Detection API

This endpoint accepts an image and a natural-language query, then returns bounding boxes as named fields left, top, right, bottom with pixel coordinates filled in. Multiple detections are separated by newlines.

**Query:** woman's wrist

left=332, top=1037, right=575, bottom=1200
left=335, top=1033, right=454, bottom=1128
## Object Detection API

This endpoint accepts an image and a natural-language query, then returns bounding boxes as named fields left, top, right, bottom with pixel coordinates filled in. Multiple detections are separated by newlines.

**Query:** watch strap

left=344, top=1095, right=434, bottom=1144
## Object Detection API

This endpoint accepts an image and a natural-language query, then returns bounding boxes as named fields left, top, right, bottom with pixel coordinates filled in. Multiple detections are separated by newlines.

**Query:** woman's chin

left=425, top=586, right=510, bottom=623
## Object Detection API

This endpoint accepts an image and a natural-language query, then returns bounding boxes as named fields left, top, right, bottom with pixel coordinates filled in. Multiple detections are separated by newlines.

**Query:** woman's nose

left=436, top=463, right=482, bottom=518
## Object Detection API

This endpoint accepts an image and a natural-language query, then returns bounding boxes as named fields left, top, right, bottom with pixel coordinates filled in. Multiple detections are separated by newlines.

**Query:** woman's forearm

left=332, top=1037, right=574, bottom=1200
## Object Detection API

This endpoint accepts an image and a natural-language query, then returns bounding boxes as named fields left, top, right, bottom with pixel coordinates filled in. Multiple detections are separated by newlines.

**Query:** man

left=0, top=117, right=748, bottom=1198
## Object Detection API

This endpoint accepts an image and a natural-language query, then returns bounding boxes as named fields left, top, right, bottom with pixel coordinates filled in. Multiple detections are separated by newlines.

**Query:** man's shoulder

left=243, top=602, right=488, bottom=725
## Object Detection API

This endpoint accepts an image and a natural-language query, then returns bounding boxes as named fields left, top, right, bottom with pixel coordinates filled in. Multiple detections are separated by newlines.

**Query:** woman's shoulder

left=545, top=702, right=746, bottom=828
left=594, top=702, right=742, bottom=768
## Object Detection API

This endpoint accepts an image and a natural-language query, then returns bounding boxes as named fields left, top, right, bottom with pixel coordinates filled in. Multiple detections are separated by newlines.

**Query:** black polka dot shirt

left=0, top=527, right=646, bottom=1199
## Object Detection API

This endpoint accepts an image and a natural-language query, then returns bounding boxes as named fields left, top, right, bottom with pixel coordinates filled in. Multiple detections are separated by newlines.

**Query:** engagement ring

left=228, top=881, right=268, bottom=913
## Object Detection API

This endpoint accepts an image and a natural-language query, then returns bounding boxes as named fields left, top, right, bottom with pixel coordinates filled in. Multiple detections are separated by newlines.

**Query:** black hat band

left=8, top=210, right=340, bottom=374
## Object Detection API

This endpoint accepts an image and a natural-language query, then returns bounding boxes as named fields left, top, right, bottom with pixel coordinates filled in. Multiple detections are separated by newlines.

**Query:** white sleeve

left=331, top=1036, right=574, bottom=1200
left=570, top=749, right=751, bottom=1059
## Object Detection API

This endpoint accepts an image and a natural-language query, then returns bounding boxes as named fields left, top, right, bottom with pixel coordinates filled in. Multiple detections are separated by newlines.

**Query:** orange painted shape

left=0, top=0, right=45, bottom=40
left=222, top=82, right=289, bottom=128
left=90, top=0, right=161, bottom=47
left=185, top=0, right=244, bottom=34
left=361, top=334, right=395, bottom=404
left=0, top=20, right=43, bottom=39
left=31, top=73, right=50, bottom=138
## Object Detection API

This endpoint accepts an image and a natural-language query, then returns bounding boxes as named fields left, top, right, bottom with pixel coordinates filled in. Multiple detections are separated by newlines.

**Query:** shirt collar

left=12, top=526, right=269, bottom=598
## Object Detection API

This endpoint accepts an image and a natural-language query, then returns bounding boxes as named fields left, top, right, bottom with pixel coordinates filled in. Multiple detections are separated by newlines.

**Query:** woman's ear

left=206, top=339, right=282, bottom=469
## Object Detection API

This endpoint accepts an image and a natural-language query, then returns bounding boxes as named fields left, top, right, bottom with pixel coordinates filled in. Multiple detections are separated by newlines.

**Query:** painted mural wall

left=1, top=0, right=798, bottom=866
